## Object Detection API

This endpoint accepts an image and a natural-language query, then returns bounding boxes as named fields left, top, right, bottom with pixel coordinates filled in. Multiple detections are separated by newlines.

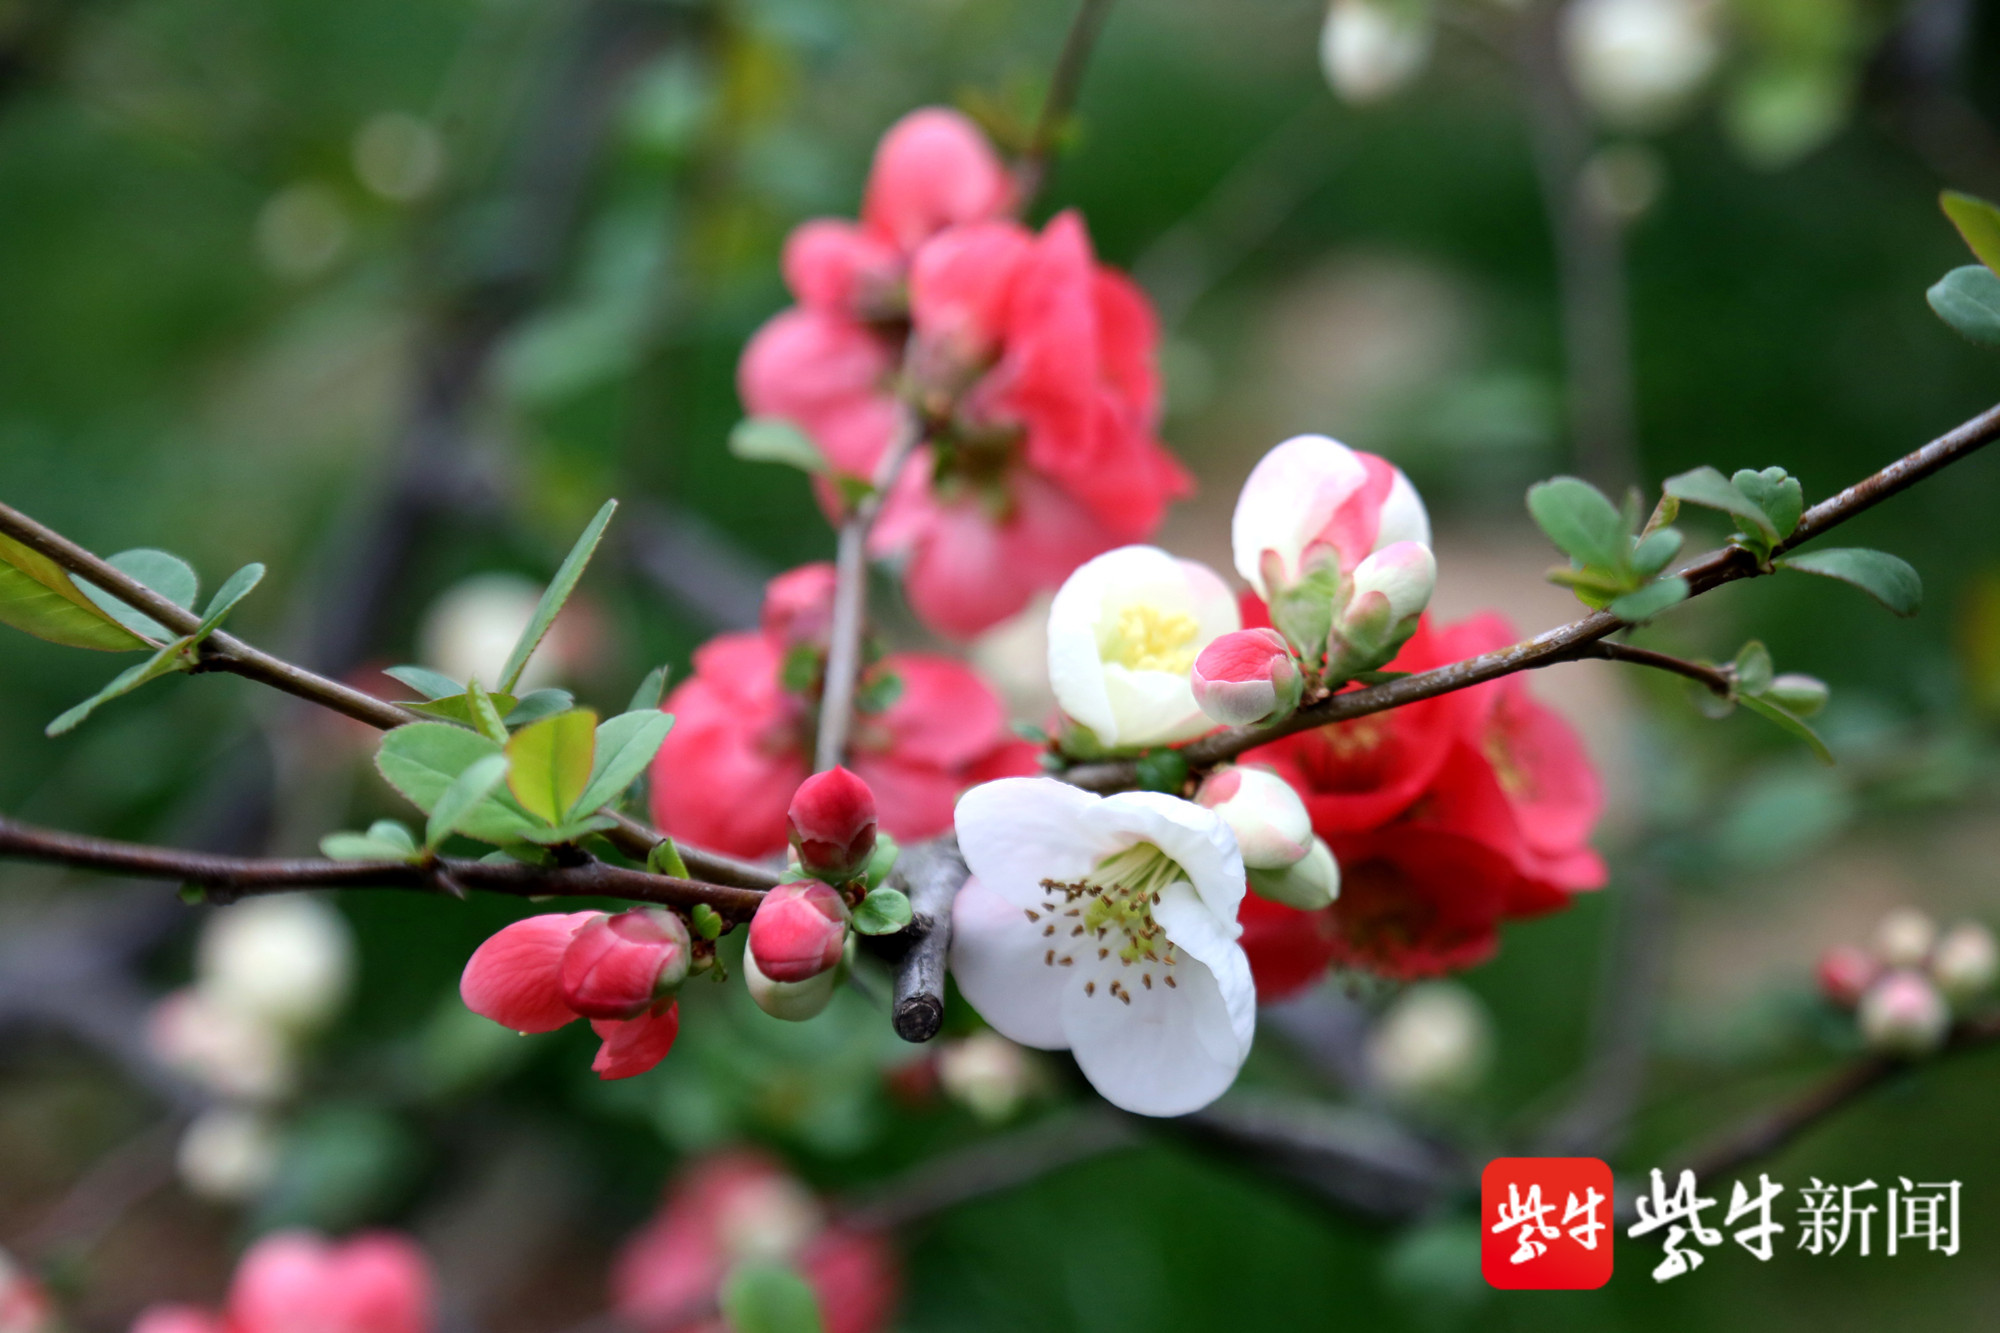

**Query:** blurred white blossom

left=937, top=1032, right=1037, bottom=1123
left=353, top=112, right=446, bottom=202
left=1562, top=0, right=1718, bottom=128
left=1320, top=0, right=1433, bottom=105
left=1366, top=982, right=1493, bottom=1103
left=255, top=183, right=350, bottom=279
left=200, top=896, right=353, bottom=1033
left=177, top=1105, right=283, bottom=1202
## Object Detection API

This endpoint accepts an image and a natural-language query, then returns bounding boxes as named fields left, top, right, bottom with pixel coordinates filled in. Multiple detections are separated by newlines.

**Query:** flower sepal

left=1246, top=837, right=1340, bottom=911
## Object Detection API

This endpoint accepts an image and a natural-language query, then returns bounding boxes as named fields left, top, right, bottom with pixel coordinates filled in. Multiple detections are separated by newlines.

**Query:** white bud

left=1366, top=981, right=1493, bottom=1103
left=147, top=989, right=296, bottom=1103
left=1247, top=836, right=1340, bottom=910
left=1857, top=970, right=1950, bottom=1058
left=1872, top=907, right=1936, bottom=970
left=1320, top=0, right=1433, bottom=105
left=199, top=896, right=353, bottom=1033
left=1561, top=0, right=1719, bottom=128
left=1930, top=922, right=1997, bottom=1005
left=937, top=1032, right=1037, bottom=1123
left=1196, top=767, right=1313, bottom=870
left=177, top=1106, right=282, bottom=1202
left=743, top=931, right=851, bottom=1022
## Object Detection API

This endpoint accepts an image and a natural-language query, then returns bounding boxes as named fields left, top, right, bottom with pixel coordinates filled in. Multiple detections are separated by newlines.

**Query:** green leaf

left=321, top=820, right=423, bottom=862
left=191, top=563, right=265, bottom=641
left=719, top=1261, right=824, bottom=1333
left=1629, top=527, right=1684, bottom=579
left=648, top=837, right=692, bottom=879
left=1731, top=467, right=1803, bottom=540
left=1135, top=748, right=1190, bottom=794
left=505, top=709, right=598, bottom=823
left=376, top=723, right=539, bottom=843
left=853, top=669, right=904, bottom=716
left=504, top=688, right=575, bottom=727
left=1739, top=692, right=1835, bottom=765
left=571, top=709, right=675, bottom=818
left=628, top=665, right=670, bottom=712
left=463, top=679, right=510, bottom=744
left=427, top=753, right=511, bottom=849
left=864, top=832, right=900, bottom=890
left=1663, top=467, right=1776, bottom=544
left=1943, top=189, right=2000, bottom=274
left=498, top=499, right=617, bottom=695
left=729, top=417, right=828, bottom=475
left=1527, top=477, right=1630, bottom=572
left=516, top=814, right=619, bottom=846
left=46, top=641, right=188, bottom=735
left=80, top=549, right=198, bottom=639
left=1607, top=576, right=1689, bottom=623
left=385, top=665, right=463, bottom=700
left=852, top=886, right=912, bottom=935
left=408, top=691, right=519, bottom=726
left=690, top=902, right=724, bottom=940
left=1927, top=265, right=2000, bottom=349
left=0, top=532, right=149, bottom=652
left=1767, top=672, right=1829, bottom=716
left=1733, top=640, right=1774, bottom=696
left=1777, top=547, right=1922, bottom=616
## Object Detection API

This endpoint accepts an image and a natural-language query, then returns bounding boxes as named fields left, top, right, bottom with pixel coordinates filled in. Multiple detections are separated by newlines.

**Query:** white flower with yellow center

left=949, top=778, right=1255, bottom=1117
left=1047, top=546, right=1240, bottom=750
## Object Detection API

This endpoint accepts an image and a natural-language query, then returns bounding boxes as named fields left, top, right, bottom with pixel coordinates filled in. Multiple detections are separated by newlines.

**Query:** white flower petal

left=1374, top=469, right=1432, bottom=552
left=1152, top=881, right=1257, bottom=1056
left=1100, top=665, right=1206, bottom=747
left=1232, top=434, right=1368, bottom=597
left=1046, top=556, right=1120, bottom=740
left=954, top=778, right=1121, bottom=909
left=1061, top=945, right=1251, bottom=1116
left=1096, top=790, right=1246, bottom=928
left=949, top=877, right=1070, bottom=1050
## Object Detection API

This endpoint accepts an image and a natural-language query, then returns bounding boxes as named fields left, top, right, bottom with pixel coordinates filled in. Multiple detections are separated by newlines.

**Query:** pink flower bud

left=748, top=881, right=851, bottom=984
left=560, top=909, right=692, bottom=1020
left=1816, top=944, right=1877, bottom=1008
left=1191, top=629, right=1303, bottom=727
left=1195, top=766, right=1312, bottom=869
left=787, top=767, right=878, bottom=881
left=1858, top=969, right=1951, bottom=1057
left=1347, top=541, right=1435, bottom=628
left=762, top=563, right=839, bottom=650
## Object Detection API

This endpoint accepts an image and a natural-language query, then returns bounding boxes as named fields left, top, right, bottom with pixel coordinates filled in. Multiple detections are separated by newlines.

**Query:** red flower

left=648, top=566, right=1036, bottom=860
left=1241, top=610, right=1606, bottom=989
left=613, top=1153, right=898, bottom=1333
left=130, top=1231, right=432, bottom=1333
left=459, top=911, right=684, bottom=1079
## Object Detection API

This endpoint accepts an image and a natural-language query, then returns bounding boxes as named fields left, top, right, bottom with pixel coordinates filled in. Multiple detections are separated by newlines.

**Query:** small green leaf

left=1527, top=476, right=1630, bottom=572
left=628, top=665, right=670, bottom=712
left=853, top=886, right=913, bottom=935
left=1607, top=576, right=1689, bottom=623
left=385, top=665, right=463, bottom=700
left=0, top=532, right=149, bottom=652
left=1731, top=467, right=1802, bottom=540
left=505, top=709, right=598, bottom=823
left=1942, top=189, right=2000, bottom=274
left=1733, top=640, right=1774, bottom=696
left=571, top=709, right=675, bottom=818
left=864, top=831, right=900, bottom=890
left=778, top=644, right=821, bottom=695
left=648, top=837, right=692, bottom=879
left=853, top=669, right=904, bottom=715
left=1739, top=692, right=1835, bottom=765
left=1135, top=748, right=1190, bottom=794
left=408, top=691, right=519, bottom=726
left=1629, top=527, right=1685, bottom=579
left=1766, top=672, right=1829, bottom=717
left=46, top=641, right=188, bottom=735
left=191, top=563, right=265, bottom=641
left=80, top=549, right=198, bottom=639
left=1663, top=467, right=1776, bottom=544
left=1927, top=265, right=2000, bottom=349
left=515, top=814, right=619, bottom=846
left=504, top=688, right=575, bottom=727
left=498, top=499, right=617, bottom=695
left=427, top=753, right=511, bottom=849
left=376, top=723, right=539, bottom=843
left=462, top=679, right=510, bottom=745
left=366, top=820, right=419, bottom=852
left=1777, top=547, right=1922, bottom=616
left=729, top=417, right=828, bottom=474
left=321, top=827, right=424, bottom=862
left=719, top=1261, right=824, bottom=1333
left=690, top=902, right=724, bottom=940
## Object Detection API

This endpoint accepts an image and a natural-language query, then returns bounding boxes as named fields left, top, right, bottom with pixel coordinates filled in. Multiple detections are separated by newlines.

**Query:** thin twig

left=1014, top=0, right=1118, bottom=209
left=1566, top=641, right=1733, bottom=696
left=812, top=413, right=922, bottom=772
left=885, top=837, right=970, bottom=1042
left=1060, top=399, right=2000, bottom=791
left=0, top=814, right=768, bottom=920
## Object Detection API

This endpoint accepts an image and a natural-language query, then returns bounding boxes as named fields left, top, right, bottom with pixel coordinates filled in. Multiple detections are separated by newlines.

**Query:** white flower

left=147, top=988, right=296, bottom=1103
left=177, top=1106, right=282, bottom=1202
left=949, top=778, right=1255, bottom=1117
left=1231, top=434, right=1430, bottom=602
left=199, top=896, right=353, bottom=1032
left=937, top=1032, right=1038, bottom=1123
left=1561, top=0, right=1718, bottom=128
left=1365, top=982, right=1493, bottom=1103
left=1320, top=0, right=1434, bottom=105
left=1047, top=546, right=1240, bottom=749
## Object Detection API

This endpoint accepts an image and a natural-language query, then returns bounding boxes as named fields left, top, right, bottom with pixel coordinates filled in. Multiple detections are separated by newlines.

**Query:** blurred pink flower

left=130, top=1231, right=431, bottom=1333
left=613, top=1154, right=897, bottom=1333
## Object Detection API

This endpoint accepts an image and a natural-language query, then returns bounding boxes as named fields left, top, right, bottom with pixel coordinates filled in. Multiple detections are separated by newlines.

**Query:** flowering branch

left=1061, top=398, right=2000, bottom=791
left=0, top=813, right=769, bottom=920
left=882, top=837, right=969, bottom=1041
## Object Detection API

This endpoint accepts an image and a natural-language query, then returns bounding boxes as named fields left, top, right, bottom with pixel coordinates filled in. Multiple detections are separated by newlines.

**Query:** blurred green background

left=3, top=0, right=2000, bottom=1328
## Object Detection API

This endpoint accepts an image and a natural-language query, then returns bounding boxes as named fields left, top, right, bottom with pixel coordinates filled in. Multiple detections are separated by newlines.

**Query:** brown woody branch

left=1061, top=399, right=2000, bottom=791
left=1014, top=0, right=1117, bottom=208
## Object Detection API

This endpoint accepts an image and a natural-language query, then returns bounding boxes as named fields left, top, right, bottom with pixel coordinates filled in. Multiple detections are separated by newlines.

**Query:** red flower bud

left=787, top=766, right=878, bottom=881
left=560, top=909, right=692, bottom=1020
left=748, top=881, right=850, bottom=983
left=1816, top=944, right=1877, bottom=1008
left=1191, top=628, right=1304, bottom=727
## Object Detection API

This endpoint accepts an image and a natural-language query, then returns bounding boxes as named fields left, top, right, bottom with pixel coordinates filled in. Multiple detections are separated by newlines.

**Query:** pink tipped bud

left=1191, top=629, right=1304, bottom=727
left=787, top=767, right=878, bottom=881
left=1347, top=541, right=1435, bottom=627
left=1816, top=944, right=1878, bottom=1008
left=748, top=881, right=850, bottom=984
left=559, top=909, right=692, bottom=1020
left=762, top=563, right=839, bottom=650
left=1195, top=766, right=1312, bottom=870
left=1858, top=969, right=1951, bottom=1057
left=1931, top=921, right=1997, bottom=1004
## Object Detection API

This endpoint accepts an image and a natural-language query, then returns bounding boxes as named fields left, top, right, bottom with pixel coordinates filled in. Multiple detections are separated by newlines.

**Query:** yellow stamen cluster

left=1102, top=604, right=1201, bottom=674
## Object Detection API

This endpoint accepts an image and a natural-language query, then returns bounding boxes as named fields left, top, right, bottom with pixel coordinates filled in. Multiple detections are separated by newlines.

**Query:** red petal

left=591, top=1005, right=682, bottom=1080
left=460, top=913, right=595, bottom=1033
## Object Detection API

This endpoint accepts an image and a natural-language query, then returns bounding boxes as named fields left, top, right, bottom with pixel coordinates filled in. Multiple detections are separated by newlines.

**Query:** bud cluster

left=1194, top=765, right=1339, bottom=910
left=744, top=767, right=881, bottom=1022
left=1817, top=908, right=1996, bottom=1058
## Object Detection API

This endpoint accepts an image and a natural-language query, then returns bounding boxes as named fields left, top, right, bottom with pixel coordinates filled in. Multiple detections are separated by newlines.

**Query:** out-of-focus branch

left=813, top=414, right=921, bottom=772
left=1060, top=398, right=2000, bottom=791
left=1014, top=0, right=1118, bottom=208
left=0, top=813, right=768, bottom=920
left=884, top=837, right=969, bottom=1042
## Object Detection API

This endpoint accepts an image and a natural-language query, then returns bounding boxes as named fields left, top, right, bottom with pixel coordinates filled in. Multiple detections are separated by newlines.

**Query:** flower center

left=1034, top=841, right=1187, bottom=1003
left=1102, top=604, right=1201, bottom=674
